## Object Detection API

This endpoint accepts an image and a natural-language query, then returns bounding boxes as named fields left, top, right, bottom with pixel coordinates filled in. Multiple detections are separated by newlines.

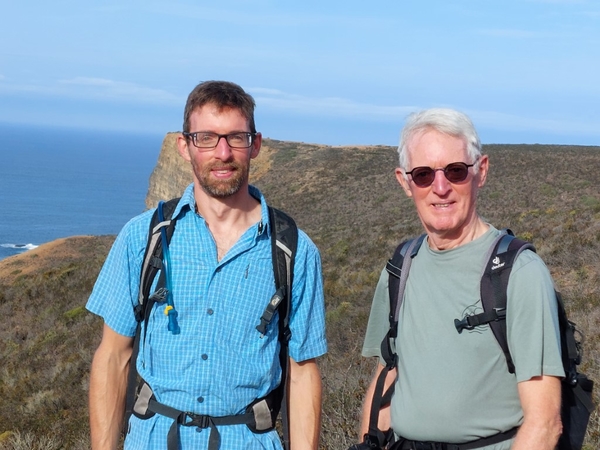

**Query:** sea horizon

left=0, top=122, right=164, bottom=261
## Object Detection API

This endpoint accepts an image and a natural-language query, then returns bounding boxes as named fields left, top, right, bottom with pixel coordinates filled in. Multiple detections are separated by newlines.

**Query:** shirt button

left=201, top=354, right=208, bottom=361
left=197, top=396, right=204, bottom=403
left=207, top=308, right=214, bottom=316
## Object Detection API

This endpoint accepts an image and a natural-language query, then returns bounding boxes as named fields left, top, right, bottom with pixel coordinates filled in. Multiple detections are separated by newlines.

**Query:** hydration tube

left=157, top=201, right=180, bottom=334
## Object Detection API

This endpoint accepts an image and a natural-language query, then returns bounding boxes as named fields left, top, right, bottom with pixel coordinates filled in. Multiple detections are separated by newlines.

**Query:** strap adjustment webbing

left=394, top=426, right=518, bottom=449
left=147, top=398, right=270, bottom=450
left=454, top=308, right=506, bottom=333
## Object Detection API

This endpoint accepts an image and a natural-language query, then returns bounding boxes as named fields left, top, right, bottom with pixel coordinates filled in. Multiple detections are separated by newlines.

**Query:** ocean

left=0, top=123, right=164, bottom=261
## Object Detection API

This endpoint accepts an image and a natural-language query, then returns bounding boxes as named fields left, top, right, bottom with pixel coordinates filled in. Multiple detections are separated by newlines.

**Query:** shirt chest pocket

left=214, top=256, right=280, bottom=349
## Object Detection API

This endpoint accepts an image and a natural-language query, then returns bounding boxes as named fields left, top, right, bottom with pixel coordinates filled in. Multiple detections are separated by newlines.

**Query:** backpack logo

left=491, top=256, right=505, bottom=271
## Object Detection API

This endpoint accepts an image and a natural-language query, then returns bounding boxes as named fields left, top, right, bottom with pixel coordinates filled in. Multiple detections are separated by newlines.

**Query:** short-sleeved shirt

left=87, top=184, right=327, bottom=449
left=362, top=226, right=563, bottom=449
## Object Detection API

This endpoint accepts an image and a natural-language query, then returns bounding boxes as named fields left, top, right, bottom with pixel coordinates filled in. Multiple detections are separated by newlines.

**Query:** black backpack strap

left=258, top=206, right=297, bottom=450
left=124, top=198, right=184, bottom=429
left=361, top=235, right=425, bottom=448
left=454, top=229, right=535, bottom=374
left=482, top=230, right=535, bottom=374
left=387, top=235, right=426, bottom=331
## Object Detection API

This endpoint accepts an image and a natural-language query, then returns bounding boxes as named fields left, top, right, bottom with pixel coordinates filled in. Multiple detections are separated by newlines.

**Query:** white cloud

left=249, top=87, right=600, bottom=138
left=468, top=109, right=600, bottom=136
left=0, top=77, right=181, bottom=106
left=57, top=77, right=181, bottom=104
left=249, top=88, right=417, bottom=121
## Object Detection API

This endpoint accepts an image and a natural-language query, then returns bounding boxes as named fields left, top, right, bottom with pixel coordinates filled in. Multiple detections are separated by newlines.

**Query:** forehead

left=188, top=104, right=250, bottom=131
left=407, top=128, right=468, bottom=168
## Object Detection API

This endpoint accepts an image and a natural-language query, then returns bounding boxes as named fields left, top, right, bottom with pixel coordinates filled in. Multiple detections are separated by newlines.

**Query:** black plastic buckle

left=133, top=304, right=144, bottom=322
left=283, top=327, right=292, bottom=342
left=180, top=412, right=210, bottom=429
left=149, top=287, right=168, bottom=303
left=454, top=316, right=476, bottom=334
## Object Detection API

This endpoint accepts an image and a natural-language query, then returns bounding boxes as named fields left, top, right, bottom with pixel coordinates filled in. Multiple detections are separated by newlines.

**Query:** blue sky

left=1, top=0, right=599, bottom=146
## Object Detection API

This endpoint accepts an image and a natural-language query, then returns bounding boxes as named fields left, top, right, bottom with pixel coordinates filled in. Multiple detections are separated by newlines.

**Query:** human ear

left=176, top=133, right=192, bottom=162
left=250, top=132, right=262, bottom=159
left=395, top=168, right=413, bottom=198
left=476, top=155, right=489, bottom=188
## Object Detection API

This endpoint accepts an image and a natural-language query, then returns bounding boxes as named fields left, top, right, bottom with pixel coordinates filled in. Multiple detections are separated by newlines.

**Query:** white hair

left=397, top=108, right=482, bottom=172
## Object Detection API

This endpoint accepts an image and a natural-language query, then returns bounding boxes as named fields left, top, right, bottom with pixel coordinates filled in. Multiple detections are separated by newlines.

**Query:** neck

left=427, top=218, right=489, bottom=251
left=193, top=184, right=262, bottom=261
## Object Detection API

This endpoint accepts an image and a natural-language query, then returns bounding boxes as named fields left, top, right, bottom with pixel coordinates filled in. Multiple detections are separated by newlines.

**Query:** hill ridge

left=1, top=139, right=599, bottom=448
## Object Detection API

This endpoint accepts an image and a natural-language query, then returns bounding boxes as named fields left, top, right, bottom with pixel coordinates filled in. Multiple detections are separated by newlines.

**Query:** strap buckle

left=180, top=411, right=211, bottom=429
left=133, top=304, right=144, bottom=322
left=454, top=308, right=506, bottom=333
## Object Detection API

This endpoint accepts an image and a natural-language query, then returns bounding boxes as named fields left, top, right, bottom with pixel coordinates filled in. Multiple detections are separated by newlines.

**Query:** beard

left=193, top=159, right=249, bottom=198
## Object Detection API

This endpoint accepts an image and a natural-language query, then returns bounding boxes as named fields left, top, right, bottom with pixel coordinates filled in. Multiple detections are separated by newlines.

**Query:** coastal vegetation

left=0, top=139, right=599, bottom=449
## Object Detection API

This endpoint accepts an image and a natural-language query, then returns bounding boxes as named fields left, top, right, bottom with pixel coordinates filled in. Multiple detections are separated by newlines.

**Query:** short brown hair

left=182, top=80, right=256, bottom=133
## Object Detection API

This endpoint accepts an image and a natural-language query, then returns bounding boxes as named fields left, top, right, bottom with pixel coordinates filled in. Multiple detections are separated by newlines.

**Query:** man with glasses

left=87, top=81, right=327, bottom=450
left=358, top=108, right=563, bottom=449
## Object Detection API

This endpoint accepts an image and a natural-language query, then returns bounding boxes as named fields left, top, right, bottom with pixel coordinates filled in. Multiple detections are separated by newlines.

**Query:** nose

left=213, top=136, right=234, bottom=160
left=431, top=168, right=452, bottom=195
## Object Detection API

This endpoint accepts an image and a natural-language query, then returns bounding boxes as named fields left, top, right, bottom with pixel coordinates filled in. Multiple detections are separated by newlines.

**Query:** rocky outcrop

left=144, top=133, right=275, bottom=209
left=145, top=133, right=192, bottom=209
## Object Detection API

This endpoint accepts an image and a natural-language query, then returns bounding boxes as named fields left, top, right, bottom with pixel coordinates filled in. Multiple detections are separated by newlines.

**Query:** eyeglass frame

left=404, top=160, right=478, bottom=188
left=182, top=131, right=256, bottom=150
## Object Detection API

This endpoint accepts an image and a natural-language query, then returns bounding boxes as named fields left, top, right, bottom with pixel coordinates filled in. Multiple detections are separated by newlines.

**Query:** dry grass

left=0, top=140, right=598, bottom=449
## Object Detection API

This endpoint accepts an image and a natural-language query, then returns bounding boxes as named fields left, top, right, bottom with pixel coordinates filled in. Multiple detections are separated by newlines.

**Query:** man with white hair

left=358, top=108, right=563, bottom=449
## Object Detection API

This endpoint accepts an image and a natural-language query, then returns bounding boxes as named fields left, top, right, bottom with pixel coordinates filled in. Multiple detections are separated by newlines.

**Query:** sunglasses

left=405, top=161, right=476, bottom=188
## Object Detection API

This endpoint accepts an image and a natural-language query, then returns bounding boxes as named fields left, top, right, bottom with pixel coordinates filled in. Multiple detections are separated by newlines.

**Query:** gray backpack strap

left=360, top=234, right=425, bottom=449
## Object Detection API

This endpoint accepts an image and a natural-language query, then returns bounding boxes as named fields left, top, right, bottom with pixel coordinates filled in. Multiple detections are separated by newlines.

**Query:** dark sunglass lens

left=411, top=167, right=435, bottom=187
left=444, top=163, right=469, bottom=183
left=444, top=163, right=469, bottom=182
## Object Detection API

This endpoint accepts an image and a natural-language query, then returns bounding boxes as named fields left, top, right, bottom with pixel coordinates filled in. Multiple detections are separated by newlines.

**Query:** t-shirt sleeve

left=362, top=267, right=390, bottom=364
left=287, top=230, right=328, bottom=362
left=506, top=250, right=565, bottom=382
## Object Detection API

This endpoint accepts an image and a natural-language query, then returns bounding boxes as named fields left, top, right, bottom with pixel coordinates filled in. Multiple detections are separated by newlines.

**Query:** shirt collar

left=174, top=184, right=271, bottom=236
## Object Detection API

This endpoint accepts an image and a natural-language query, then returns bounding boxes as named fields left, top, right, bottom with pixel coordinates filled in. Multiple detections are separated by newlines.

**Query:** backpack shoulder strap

left=361, top=234, right=425, bottom=448
left=125, top=197, right=183, bottom=426
left=264, top=206, right=298, bottom=450
left=475, top=229, right=535, bottom=374
left=385, top=234, right=426, bottom=351
left=137, top=198, right=182, bottom=317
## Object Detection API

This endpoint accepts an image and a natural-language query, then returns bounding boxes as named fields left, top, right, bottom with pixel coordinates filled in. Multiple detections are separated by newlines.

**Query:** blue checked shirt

left=87, top=184, right=327, bottom=449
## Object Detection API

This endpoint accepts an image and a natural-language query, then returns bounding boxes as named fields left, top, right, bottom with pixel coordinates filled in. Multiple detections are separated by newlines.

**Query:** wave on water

left=1, top=243, right=39, bottom=251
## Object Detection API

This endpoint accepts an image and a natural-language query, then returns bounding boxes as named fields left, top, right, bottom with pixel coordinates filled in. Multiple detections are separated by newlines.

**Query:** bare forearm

left=359, top=363, right=394, bottom=439
left=512, top=376, right=562, bottom=450
left=289, top=359, right=322, bottom=450
left=89, top=327, right=133, bottom=450
left=511, top=415, right=562, bottom=450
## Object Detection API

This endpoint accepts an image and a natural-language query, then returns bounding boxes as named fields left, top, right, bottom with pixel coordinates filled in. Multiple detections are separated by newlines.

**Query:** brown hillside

left=0, top=140, right=599, bottom=449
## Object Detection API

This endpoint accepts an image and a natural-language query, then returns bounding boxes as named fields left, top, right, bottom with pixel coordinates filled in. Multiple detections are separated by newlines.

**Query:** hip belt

left=132, top=381, right=276, bottom=450
left=392, top=426, right=518, bottom=450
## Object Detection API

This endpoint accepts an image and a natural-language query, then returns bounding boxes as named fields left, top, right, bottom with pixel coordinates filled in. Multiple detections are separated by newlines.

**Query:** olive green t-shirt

left=362, top=227, right=564, bottom=448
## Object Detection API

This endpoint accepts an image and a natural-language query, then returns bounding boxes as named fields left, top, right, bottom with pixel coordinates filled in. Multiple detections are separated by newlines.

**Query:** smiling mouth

left=211, top=165, right=236, bottom=176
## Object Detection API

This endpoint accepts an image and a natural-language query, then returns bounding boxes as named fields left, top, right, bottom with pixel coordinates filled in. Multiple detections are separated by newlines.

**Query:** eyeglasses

left=405, top=161, right=476, bottom=188
left=182, top=131, right=255, bottom=150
